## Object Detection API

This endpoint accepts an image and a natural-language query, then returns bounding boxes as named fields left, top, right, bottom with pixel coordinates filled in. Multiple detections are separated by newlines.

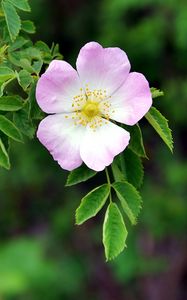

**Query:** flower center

left=64, top=85, right=115, bottom=131
left=82, top=101, right=99, bottom=118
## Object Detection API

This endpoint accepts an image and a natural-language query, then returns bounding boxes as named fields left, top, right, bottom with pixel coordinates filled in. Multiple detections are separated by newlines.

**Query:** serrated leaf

left=0, top=115, right=23, bottom=142
left=124, top=149, right=144, bottom=188
left=2, top=1, right=21, bottom=42
left=151, top=87, right=164, bottom=99
left=21, top=20, right=36, bottom=34
left=13, top=101, right=35, bottom=139
left=7, top=0, right=31, bottom=11
left=0, top=138, right=10, bottom=169
left=145, top=107, right=173, bottom=152
left=111, top=160, right=126, bottom=182
left=66, top=164, right=96, bottom=186
left=112, top=181, right=142, bottom=225
left=17, top=70, right=33, bottom=90
left=76, top=184, right=110, bottom=225
left=0, top=95, right=23, bottom=111
left=127, top=124, right=147, bottom=158
left=103, top=202, right=128, bottom=261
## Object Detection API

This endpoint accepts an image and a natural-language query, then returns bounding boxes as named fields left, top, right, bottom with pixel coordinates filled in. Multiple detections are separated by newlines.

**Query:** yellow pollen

left=66, top=85, right=115, bottom=130
left=82, top=101, right=99, bottom=118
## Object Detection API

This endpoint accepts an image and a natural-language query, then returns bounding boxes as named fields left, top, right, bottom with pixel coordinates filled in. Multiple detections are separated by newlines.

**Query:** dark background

left=0, top=0, right=187, bottom=299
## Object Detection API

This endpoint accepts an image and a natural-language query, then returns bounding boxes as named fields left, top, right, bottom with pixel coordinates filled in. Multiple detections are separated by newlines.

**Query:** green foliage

left=151, top=87, right=164, bottom=99
left=21, top=20, right=35, bottom=33
left=17, top=69, right=34, bottom=90
left=2, top=1, right=21, bottom=41
left=0, top=66, right=16, bottom=96
left=145, top=107, right=173, bottom=152
left=123, top=149, right=144, bottom=188
left=0, top=95, right=23, bottom=111
left=126, top=124, right=147, bottom=158
left=0, top=0, right=62, bottom=168
left=76, top=184, right=109, bottom=225
left=112, top=149, right=144, bottom=188
left=13, top=105, right=35, bottom=139
left=66, top=164, right=96, bottom=186
left=111, top=160, right=126, bottom=182
left=112, top=181, right=142, bottom=225
left=0, top=114, right=23, bottom=142
left=7, top=0, right=31, bottom=12
left=0, top=137, right=10, bottom=169
left=103, top=202, right=127, bottom=261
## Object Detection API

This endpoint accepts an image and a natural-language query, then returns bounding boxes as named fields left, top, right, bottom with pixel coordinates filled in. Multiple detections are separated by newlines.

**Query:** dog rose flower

left=36, top=42, right=152, bottom=171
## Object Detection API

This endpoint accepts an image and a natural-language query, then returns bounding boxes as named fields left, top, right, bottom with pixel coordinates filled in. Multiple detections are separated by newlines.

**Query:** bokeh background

left=0, top=0, right=187, bottom=299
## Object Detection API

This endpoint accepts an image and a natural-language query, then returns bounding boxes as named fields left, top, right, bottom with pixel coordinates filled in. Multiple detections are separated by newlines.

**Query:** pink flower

left=36, top=42, right=152, bottom=171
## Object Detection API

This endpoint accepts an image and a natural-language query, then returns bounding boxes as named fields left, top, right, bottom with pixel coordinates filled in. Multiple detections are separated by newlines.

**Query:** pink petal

left=108, top=72, right=152, bottom=125
left=37, top=114, right=85, bottom=171
left=76, top=42, right=130, bottom=95
left=80, top=120, right=130, bottom=171
left=36, top=60, right=82, bottom=114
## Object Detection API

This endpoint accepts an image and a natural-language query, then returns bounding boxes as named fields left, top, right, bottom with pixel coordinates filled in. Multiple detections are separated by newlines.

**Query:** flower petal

left=76, top=42, right=130, bottom=95
left=108, top=72, right=152, bottom=125
left=80, top=120, right=130, bottom=171
left=36, top=60, right=82, bottom=114
left=37, top=114, right=85, bottom=171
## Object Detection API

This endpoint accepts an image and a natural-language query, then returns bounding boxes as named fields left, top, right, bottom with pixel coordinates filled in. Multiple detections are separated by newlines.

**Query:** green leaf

left=35, top=41, right=51, bottom=53
left=51, top=43, right=63, bottom=60
left=28, top=82, right=43, bottom=120
left=127, top=124, right=147, bottom=158
left=103, top=202, right=128, bottom=261
left=7, top=0, right=31, bottom=11
left=17, top=70, right=33, bottom=90
left=0, top=115, right=23, bottom=142
left=0, top=138, right=10, bottom=169
left=13, top=101, right=35, bottom=139
left=76, top=184, right=110, bottom=225
left=32, top=60, right=43, bottom=75
left=111, top=160, right=125, bottom=182
left=8, top=47, right=43, bottom=74
left=19, top=58, right=34, bottom=73
left=0, top=95, right=23, bottom=111
left=124, top=149, right=144, bottom=188
left=66, top=164, right=96, bottom=186
left=151, top=87, right=164, bottom=99
left=35, top=41, right=52, bottom=64
left=0, top=79, right=12, bottom=97
left=112, top=181, right=142, bottom=225
left=9, top=36, right=29, bottom=51
left=0, top=66, right=15, bottom=82
left=0, top=66, right=16, bottom=96
left=2, top=1, right=21, bottom=42
left=21, top=20, right=36, bottom=34
left=145, top=107, right=173, bottom=152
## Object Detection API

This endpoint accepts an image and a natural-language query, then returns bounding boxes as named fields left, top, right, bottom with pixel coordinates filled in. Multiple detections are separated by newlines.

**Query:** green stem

left=105, top=168, right=112, bottom=203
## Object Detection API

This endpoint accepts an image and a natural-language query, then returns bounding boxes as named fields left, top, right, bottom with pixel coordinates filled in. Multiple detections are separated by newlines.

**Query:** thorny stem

left=105, top=168, right=112, bottom=203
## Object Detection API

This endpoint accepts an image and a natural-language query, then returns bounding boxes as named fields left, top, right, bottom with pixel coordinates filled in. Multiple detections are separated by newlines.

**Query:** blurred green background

left=0, top=0, right=187, bottom=299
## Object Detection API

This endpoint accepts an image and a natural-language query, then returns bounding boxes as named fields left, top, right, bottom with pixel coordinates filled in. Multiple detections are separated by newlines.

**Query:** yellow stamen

left=82, top=101, right=99, bottom=118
